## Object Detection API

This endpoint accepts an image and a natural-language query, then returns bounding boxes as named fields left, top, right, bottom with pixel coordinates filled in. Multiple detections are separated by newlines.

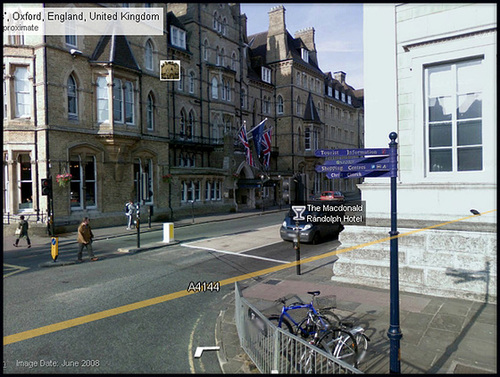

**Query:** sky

left=240, top=3, right=364, bottom=90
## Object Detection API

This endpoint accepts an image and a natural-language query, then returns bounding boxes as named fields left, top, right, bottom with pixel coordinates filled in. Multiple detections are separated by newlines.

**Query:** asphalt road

left=3, top=212, right=341, bottom=374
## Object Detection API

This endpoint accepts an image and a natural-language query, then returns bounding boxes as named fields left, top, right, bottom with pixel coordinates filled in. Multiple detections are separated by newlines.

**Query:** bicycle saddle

left=307, top=291, right=321, bottom=296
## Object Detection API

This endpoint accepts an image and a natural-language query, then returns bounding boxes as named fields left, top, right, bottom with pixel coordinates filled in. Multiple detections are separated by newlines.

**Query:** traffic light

left=282, top=178, right=290, bottom=204
left=41, top=178, right=52, bottom=196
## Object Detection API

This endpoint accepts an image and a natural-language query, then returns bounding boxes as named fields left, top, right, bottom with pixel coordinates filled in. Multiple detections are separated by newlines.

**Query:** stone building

left=334, top=4, right=497, bottom=302
left=3, top=3, right=363, bottom=232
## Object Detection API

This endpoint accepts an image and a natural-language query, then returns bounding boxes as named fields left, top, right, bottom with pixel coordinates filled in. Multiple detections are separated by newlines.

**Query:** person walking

left=77, top=217, right=98, bottom=262
left=125, top=200, right=135, bottom=230
left=13, top=215, right=31, bottom=248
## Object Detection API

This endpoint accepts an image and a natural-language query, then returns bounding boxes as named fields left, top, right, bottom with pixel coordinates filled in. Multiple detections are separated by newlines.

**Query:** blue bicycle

left=267, top=291, right=335, bottom=342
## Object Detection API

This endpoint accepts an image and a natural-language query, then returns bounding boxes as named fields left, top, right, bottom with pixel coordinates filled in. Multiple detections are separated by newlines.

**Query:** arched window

left=296, top=96, right=301, bottom=115
left=213, top=11, right=218, bottom=30
left=226, top=80, right=231, bottom=102
left=179, top=109, right=187, bottom=138
left=203, top=39, right=209, bottom=61
left=277, top=95, right=284, bottom=115
left=231, top=51, right=237, bottom=71
left=241, top=88, right=247, bottom=109
left=211, top=77, right=218, bottom=99
left=189, top=71, right=195, bottom=94
left=222, top=17, right=227, bottom=35
left=67, top=74, right=78, bottom=120
left=220, top=48, right=225, bottom=67
left=145, top=39, right=153, bottom=70
left=188, top=110, right=195, bottom=139
left=146, top=93, right=154, bottom=130
left=221, top=79, right=226, bottom=100
left=216, top=46, right=220, bottom=66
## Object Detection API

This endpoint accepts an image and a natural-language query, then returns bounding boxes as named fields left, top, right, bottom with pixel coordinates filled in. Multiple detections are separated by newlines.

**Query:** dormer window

left=347, top=95, right=352, bottom=105
left=341, top=92, right=346, bottom=102
left=170, top=26, right=186, bottom=49
left=262, top=67, right=271, bottom=84
left=301, top=48, right=309, bottom=63
left=328, top=86, right=333, bottom=97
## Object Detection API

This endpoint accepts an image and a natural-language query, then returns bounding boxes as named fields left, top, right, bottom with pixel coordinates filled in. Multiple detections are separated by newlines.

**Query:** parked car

left=280, top=208, right=344, bottom=244
left=319, top=191, right=344, bottom=201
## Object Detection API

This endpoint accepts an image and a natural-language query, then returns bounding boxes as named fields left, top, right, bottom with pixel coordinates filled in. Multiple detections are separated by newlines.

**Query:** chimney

left=295, top=27, right=317, bottom=64
left=268, top=5, right=286, bottom=36
left=334, top=71, right=346, bottom=84
left=294, top=27, right=315, bottom=52
left=266, top=5, right=288, bottom=63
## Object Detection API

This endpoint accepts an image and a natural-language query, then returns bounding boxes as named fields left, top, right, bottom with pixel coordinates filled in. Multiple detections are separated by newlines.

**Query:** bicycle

left=268, top=291, right=334, bottom=342
left=267, top=291, right=338, bottom=373
left=315, top=316, right=370, bottom=367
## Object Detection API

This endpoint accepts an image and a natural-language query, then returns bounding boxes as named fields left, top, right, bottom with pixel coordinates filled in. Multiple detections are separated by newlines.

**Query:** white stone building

left=335, top=4, right=497, bottom=302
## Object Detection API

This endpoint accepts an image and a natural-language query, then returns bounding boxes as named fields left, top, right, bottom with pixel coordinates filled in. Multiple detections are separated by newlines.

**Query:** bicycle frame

left=276, top=301, right=330, bottom=338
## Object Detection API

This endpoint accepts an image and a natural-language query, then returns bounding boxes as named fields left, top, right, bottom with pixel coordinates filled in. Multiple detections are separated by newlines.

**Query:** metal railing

left=234, top=282, right=362, bottom=374
left=3, top=211, right=46, bottom=225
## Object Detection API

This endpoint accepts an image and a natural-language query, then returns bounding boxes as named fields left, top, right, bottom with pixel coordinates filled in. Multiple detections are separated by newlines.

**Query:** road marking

left=194, top=346, right=220, bottom=358
left=188, top=315, right=202, bottom=373
left=3, top=209, right=495, bottom=346
left=3, top=263, right=30, bottom=278
left=181, top=243, right=288, bottom=264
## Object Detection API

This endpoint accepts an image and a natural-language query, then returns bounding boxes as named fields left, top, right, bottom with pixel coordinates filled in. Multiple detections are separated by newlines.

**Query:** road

left=3, top=212, right=342, bottom=373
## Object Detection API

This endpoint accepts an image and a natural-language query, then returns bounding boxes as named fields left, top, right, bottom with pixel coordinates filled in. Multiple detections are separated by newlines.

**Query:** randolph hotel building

left=3, top=3, right=363, bottom=231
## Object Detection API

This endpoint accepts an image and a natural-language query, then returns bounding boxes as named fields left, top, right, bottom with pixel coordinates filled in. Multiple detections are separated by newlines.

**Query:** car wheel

left=312, top=232, right=321, bottom=245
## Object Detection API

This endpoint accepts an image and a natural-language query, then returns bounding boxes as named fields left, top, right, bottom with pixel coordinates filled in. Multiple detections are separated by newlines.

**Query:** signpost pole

left=387, top=132, right=402, bottom=373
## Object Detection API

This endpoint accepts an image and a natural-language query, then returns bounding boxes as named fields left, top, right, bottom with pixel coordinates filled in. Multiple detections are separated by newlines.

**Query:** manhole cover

left=264, top=279, right=281, bottom=285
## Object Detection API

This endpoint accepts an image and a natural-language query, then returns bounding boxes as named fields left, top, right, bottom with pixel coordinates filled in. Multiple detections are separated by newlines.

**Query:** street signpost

left=315, top=133, right=402, bottom=374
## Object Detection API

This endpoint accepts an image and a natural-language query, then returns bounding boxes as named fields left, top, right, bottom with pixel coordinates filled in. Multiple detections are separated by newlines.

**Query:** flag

left=237, top=126, right=253, bottom=166
left=261, top=127, right=272, bottom=168
left=250, top=119, right=266, bottom=156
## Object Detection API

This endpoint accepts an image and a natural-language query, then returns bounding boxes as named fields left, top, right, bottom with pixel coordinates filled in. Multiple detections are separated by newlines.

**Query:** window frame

left=67, top=74, right=78, bottom=120
left=425, top=58, right=484, bottom=173
left=14, top=66, right=31, bottom=118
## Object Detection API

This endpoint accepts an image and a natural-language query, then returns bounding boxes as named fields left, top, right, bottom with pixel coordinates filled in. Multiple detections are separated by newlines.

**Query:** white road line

left=181, top=244, right=288, bottom=264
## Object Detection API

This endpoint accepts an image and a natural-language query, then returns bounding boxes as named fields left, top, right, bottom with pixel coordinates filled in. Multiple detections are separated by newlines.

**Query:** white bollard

left=163, top=223, right=174, bottom=243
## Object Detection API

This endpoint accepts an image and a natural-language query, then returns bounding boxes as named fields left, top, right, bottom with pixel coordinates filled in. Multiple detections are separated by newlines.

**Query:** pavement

left=3, top=207, right=497, bottom=374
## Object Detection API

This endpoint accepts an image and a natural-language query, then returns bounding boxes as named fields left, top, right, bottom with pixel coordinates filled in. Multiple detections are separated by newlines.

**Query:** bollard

left=51, top=237, right=59, bottom=262
left=163, top=223, right=174, bottom=243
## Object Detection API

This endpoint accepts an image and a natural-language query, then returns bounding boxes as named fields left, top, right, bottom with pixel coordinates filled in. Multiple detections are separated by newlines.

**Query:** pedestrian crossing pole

left=387, top=132, right=402, bottom=374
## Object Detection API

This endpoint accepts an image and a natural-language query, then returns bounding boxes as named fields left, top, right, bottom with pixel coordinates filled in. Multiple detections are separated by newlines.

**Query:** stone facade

left=3, top=3, right=363, bottom=231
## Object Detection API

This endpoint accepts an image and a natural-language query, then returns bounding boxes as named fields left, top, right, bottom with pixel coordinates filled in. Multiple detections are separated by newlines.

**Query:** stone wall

left=333, top=225, right=497, bottom=303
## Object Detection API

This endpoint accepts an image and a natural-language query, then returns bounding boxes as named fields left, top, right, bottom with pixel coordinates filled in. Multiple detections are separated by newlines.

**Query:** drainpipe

left=32, top=48, right=40, bottom=220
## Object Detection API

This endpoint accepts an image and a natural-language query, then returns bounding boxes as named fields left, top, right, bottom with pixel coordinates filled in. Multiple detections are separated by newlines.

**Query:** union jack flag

left=261, top=128, right=272, bottom=168
left=238, top=126, right=254, bottom=166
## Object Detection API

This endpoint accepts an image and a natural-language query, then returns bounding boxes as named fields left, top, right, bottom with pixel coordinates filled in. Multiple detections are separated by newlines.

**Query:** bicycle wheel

left=319, top=309, right=342, bottom=328
left=317, top=328, right=358, bottom=367
left=296, top=314, right=332, bottom=342
left=354, top=333, right=369, bottom=364
left=267, top=315, right=294, bottom=333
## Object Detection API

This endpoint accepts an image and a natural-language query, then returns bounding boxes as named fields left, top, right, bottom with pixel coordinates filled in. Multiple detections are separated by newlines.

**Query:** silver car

left=280, top=209, right=344, bottom=244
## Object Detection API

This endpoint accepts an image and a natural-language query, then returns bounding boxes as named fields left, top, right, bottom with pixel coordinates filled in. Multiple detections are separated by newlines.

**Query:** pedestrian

left=13, top=215, right=31, bottom=248
left=125, top=200, right=135, bottom=230
left=77, top=217, right=98, bottom=262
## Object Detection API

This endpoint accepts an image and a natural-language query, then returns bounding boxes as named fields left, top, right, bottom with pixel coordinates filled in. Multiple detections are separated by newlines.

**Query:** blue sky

left=240, top=3, right=364, bottom=90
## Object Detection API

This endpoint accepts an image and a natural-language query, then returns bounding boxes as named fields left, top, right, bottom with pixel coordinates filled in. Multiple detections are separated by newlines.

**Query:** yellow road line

left=3, top=263, right=30, bottom=278
left=4, top=209, right=495, bottom=346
